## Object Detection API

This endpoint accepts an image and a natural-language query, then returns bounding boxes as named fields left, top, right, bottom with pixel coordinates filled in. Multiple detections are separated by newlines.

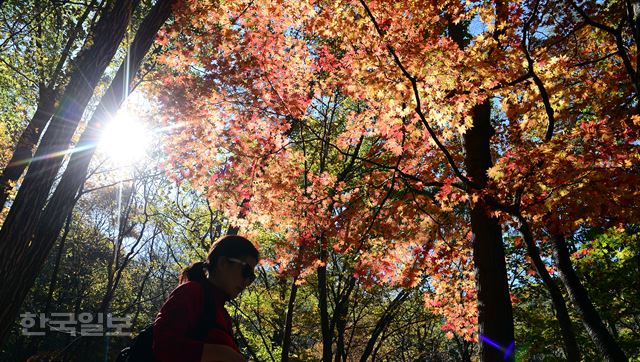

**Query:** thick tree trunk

left=0, top=0, right=97, bottom=211
left=18, top=0, right=174, bottom=352
left=464, top=102, right=515, bottom=362
left=38, top=0, right=175, bottom=342
left=447, top=17, right=515, bottom=361
left=0, top=0, right=141, bottom=344
left=550, top=233, right=628, bottom=361
left=280, top=279, right=298, bottom=362
left=517, top=217, right=580, bottom=361
left=0, top=91, right=56, bottom=209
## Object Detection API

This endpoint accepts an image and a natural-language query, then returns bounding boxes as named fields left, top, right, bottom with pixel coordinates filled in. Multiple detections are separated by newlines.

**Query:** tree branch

left=358, top=0, right=477, bottom=190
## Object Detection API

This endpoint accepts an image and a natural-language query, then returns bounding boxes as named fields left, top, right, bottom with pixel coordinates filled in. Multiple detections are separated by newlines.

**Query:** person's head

left=181, top=235, right=259, bottom=299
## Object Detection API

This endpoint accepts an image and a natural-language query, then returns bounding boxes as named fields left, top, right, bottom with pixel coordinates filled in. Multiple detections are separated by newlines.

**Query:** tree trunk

left=43, top=208, right=74, bottom=316
left=517, top=217, right=580, bottom=361
left=334, top=302, right=347, bottom=362
left=318, top=247, right=332, bottom=362
left=447, top=16, right=515, bottom=361
left=280, top=278, right=298, bottom=362
left=0, top=90, right=56, bottom=209
left=359, top=290, right=410, bottom=362
left=129, top=267, right=153, bottom=326
left=0, top=0, right=98, bottom=211
left=37, top=0, right=175, bottom=353
left=0, top=0, right=141, bottom=344
left=330, top=275, right=356, bottom=362
left=550, top=233, right=628, bottom=361
left=464, top=102, right=515, bottom=362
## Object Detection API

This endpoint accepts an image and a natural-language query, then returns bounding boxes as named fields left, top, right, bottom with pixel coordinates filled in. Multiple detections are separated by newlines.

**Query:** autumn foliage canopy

left=152, top=0, right=639, bottom=342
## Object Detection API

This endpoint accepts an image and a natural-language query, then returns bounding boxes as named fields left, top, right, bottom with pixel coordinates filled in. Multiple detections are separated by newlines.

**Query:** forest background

left=0, top=0, right=638, bottom=361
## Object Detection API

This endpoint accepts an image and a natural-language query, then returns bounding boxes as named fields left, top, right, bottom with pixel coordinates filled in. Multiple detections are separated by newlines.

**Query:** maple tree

left=155, top=0, right=506, bottom=359
left=153, top=0, right=639, bottom=360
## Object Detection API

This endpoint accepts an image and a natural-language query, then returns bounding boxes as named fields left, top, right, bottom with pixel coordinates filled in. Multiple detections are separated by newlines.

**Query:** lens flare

left=98, top=110, right=150, bottom=166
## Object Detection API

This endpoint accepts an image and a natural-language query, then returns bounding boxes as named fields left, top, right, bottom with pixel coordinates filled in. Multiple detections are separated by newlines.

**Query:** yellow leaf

left=487, top=165, right=504, bottom=180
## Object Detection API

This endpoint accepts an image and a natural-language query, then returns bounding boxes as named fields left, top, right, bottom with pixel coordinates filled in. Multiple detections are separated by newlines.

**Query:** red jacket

left=152, top=281, right=239, bottom=362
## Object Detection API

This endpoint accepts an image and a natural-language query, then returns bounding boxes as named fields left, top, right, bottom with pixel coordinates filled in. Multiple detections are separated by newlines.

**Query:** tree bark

left=550, top=233, right=628, bottom=361
left=517, top=217, right=580, bottom=361
left=334, top=301, right=347, bottom=362
left=447, top=15, right=515, bottom=361
left=0, top=90, right=56, bottom=210
left=464, top=102, right=515, bottom=362
left=318, top=244, right=332, bottom=362
left=36, top=0, right=175, bottom=344
left=0, top=0, right=141, bottom=344
left=280, top=278, right=298, bottom=362
left=328, top=273, right=357, bottom=362
left=0, top=0, right=97, bottom=210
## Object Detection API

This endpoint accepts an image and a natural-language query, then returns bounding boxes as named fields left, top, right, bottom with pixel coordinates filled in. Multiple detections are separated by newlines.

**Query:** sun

left=98, top=109, right=151, bottom=166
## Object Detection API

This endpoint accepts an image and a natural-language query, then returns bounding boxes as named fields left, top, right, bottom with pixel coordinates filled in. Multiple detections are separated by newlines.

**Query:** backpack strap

left=190, top=280, right=232, bottom=341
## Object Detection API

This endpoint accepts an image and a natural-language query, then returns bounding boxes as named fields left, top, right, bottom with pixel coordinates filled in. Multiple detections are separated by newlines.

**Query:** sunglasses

left=227, top=257, right=256, bottom=284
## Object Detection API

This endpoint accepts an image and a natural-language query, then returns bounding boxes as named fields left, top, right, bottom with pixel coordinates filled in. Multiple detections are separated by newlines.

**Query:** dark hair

left=180, top=235, right=259, bottom=284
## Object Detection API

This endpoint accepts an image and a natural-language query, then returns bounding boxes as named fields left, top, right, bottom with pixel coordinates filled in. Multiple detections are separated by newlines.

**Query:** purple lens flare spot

left=503, top=341, right=515, bottom=360
left=480, top=335, right=515, bottom=360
